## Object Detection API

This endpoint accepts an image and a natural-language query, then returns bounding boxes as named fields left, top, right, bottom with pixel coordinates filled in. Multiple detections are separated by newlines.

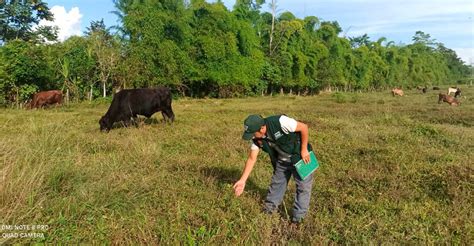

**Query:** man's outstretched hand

left=233, top=180, right=246, bottom=196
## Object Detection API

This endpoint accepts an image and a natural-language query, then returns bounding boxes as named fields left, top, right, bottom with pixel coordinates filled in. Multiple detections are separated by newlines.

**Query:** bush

left=92, top=96, right=113, bottom=105
left=351, top=94, right=359, bottom=103
left=332, top=92, right=347, bottom=103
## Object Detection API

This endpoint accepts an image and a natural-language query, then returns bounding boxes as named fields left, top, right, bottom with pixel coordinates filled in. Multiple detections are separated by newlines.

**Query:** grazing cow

left=417, top=86, right=427, bottom=93
left=29, top=90, right=63, bottom=109
left=432, top=86, right=440, bottom=90
left=391, top=88, right=404, bottom=96
left=447, top=87, right=461, bottom=97
left=99, top=87, right=175, bottom=132
left=438, top=93, right=460, bottom=106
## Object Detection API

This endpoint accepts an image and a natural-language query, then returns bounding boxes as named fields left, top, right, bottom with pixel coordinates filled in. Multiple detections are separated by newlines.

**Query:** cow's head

left=99, top=116, right=111, bottom=132
left=455, top=89, right=461, bottom=98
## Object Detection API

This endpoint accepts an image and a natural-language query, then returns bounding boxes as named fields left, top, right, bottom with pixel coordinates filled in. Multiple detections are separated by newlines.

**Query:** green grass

left=1, top=88, right=473, bottom=244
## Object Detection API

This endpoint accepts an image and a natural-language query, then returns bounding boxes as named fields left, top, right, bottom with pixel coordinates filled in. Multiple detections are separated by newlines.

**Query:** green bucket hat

left=242, top=115, right=265, bottom=140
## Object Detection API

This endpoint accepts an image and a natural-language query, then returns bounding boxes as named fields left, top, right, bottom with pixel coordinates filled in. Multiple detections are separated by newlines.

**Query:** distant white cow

left=447, top=87, right=462, bottom=98
left=447, top=87, right=457, bottom=95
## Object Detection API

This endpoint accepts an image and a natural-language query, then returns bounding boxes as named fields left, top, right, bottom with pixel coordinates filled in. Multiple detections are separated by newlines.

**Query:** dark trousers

left=264, top=159, right=314, bottom=222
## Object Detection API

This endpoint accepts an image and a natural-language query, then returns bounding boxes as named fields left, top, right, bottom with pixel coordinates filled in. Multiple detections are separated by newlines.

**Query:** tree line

left=0, top=0, right=471, bottom=106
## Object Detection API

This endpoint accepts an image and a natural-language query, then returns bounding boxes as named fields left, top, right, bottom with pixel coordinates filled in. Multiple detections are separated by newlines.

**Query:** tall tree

left=0, top=0, right=57, bottom=43
left=412, top=30, right=437, bottom=47
left=0, top=40, right=53, bottom=105
left=349, top=34, right=370, bottom=48
left=268, top=0, right=276, bottom=56
left=316, top=22, right=346, bottom=89
left=59, top=36, right=97, bottom=101
left=85, top=20, right=119, bottom=97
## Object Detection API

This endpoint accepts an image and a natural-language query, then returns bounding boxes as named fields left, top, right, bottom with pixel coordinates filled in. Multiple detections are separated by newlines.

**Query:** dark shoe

left=291, top=217, right=303, bottom=224
left=262, top=207, right=277, bottom=215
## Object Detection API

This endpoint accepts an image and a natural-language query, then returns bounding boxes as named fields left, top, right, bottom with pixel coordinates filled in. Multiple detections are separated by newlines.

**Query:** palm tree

left=58, top=57, right=71, bottom=103
left=110, top=0, right=135, bottom=40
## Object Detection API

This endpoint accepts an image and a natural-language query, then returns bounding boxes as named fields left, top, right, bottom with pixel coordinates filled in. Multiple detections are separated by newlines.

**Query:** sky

left=41, top=0, right=474, bottom=64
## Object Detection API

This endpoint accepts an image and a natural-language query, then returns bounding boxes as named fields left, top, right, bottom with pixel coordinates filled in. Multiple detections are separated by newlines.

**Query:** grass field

left=1, top=88, right=473, bottom=244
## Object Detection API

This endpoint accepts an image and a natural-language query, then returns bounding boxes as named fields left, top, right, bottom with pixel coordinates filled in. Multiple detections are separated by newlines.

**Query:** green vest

left=252, top=115, right=312, bottom=168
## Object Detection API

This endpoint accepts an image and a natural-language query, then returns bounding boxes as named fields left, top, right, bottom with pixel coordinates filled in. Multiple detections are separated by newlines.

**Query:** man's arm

left=295, top=121, right=310, bottom=163
left=233, top=148, right=259, bottom=196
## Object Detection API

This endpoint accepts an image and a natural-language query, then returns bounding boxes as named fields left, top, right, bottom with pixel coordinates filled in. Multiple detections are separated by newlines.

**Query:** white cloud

left=453, top=48, right=474, bottom=64
left=38, top=6, right=83, bottom=42
left=334, top=0, right=473, bottom=34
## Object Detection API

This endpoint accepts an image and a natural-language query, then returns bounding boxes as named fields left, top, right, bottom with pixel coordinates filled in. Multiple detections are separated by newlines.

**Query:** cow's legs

left=161, top=111, right=169, bottom=123
left=118, top=115, right=134, bottom=128
left=131, top=116, right=139, bottom=127
left=163, top=109, right=175, bottom=123
left=121, top=120, right=130, bottom=128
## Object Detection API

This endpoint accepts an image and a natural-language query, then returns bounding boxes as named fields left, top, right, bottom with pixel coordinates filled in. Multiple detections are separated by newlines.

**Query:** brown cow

left=391, top=88, right=404, bottom=96
left=438, top=93, right=460, bottom=106
left=29, top=90, right=63, bottom=109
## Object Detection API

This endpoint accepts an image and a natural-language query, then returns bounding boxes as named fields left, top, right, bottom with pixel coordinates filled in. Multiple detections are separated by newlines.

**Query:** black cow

left=99, top=87, right=175, bottom=132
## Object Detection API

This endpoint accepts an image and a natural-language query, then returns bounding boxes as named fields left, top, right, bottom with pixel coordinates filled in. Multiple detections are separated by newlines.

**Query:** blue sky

left=42, top=0, right=473, bottom=64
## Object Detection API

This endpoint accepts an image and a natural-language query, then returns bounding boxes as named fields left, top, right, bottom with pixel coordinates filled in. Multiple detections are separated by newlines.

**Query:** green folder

left=294, top=151, right=319, bottom=180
